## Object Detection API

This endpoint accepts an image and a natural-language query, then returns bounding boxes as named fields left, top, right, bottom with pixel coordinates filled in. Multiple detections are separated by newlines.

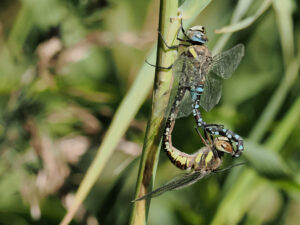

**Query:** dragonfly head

left=214, top=136, right=234, bottom=155
left=187, top=26, right=208, bottom=44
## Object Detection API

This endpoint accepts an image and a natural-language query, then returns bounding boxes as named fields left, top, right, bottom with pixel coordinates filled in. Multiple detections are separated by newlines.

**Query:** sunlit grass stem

left=129, top=0, right=180, bottom=224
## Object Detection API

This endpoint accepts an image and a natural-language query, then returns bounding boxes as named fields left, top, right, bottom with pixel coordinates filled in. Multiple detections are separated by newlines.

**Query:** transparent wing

left=200, top=72, right=223, bottom=112
left=133, top=171, right=210, bottom=201
left=157, top=52, right=212, bottom=118
left=211, top=44, right=245, bottom=79
left=162, top=55, right=195, bottom=119
left=133, top=163, right=244, bottom=201
left=154, top=59, right=182, bottom=118
left=176, top=90, right=193, bottom=118
left=162, top=79, right=181, bottom=118
left=164, top=54, right=210, bottom=118
left=163, top=87, right=195, bottom=119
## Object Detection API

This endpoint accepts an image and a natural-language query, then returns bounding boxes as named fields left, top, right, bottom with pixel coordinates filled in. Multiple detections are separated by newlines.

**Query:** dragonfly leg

left=158, top=30, right=190, bottom=49
left=180, top=20, right=190, bottom=41
left=175, top=23, right=193, bottom=43
left=177, top=37, right=187, bottom=42
left=204, top=128, right=214, bottom=146
left=204, top=123, right=224, bottom=129
left=194, top=126, right=210, bottom=147
left=145, top=59, right=173, bottom=70
left=174, top=20, right=195, bottom=44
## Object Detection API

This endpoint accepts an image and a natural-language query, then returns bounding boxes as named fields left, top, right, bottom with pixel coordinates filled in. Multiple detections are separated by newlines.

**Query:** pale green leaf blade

left=215, top=0, right=272, bottom=34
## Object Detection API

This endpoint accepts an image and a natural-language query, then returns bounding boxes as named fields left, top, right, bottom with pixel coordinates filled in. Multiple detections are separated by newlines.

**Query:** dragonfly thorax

left=185, top=45, right=212, bottom=60
left=187, top=26, right=208, bottom=44
left=180, top=45, right=212, bottom=85
left=193, top=136, right=233, bottom=171
left=193, top=146, right=222, bottom=171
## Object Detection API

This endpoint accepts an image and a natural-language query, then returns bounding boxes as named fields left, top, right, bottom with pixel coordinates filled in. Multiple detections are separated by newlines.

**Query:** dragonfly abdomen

left=163, top=86, right=193, bottom=170
left=164, top=118, right=222, bottom=171
left=190, top=85, right=206, bottom=127
left=163, top=83, right=221, bottom=171
left=164, top=136, right=194, bottom=170
left=164, top=133, right=222, bottom=171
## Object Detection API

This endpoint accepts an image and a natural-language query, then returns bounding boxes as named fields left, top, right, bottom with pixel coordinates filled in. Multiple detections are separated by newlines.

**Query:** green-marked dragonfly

left=152, top=22, right=245, bottom=157
left=135, top=22, right=245, bottom=201
left=134, top=130, right=242, bottom=201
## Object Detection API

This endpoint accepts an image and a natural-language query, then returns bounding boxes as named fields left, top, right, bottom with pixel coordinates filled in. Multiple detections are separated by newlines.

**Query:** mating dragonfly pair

left=135, top=22, right=245, bottom=201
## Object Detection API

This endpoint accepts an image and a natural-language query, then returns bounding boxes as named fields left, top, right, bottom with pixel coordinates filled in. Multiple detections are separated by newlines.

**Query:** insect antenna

left=145, top=59, right=173, bottom=70
left=205, top=129, right=214, bottom=146
left=194, top=126, right=209, bottom=147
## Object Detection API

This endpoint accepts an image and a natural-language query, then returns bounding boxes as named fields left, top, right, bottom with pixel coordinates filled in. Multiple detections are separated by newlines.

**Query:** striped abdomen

left=191, top=85, right=244, bottom=155
left=164, top=129, right=222, bottom=171
left=163, top=86, right=222, bottom=171
left=163, top=86, right=192, bottom=170
left=190, top=85, right=206, bottom=127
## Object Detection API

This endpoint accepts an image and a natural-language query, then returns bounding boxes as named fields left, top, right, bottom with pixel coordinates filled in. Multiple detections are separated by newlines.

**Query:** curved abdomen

left=163, top=85, right=221, bottom=171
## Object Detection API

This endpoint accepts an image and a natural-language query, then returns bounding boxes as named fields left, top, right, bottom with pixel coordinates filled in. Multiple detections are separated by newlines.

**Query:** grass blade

left=179, top=0, right=212, bottom=23
left=212, top=0, right=253, bottom=55
left=59, top=37, right=157, bottom=225
left=249, top=58, right=299, bottom=142
left=273, top=0, right=295, bottom=67
left=215, top=0, right=272, bottom=34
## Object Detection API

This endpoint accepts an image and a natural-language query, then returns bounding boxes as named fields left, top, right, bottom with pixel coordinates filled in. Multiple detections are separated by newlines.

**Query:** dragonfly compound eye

left=214, top=137, right=233, bottom=154
left=186, top=28, right=208, bottom=44
left=198, top=26, right=206, bottom=33
left=189, top=25, right=205, bottom=32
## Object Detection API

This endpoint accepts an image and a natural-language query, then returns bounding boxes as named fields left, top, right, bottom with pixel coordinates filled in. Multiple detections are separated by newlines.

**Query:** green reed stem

left=129, top=1, right=180, bottom=224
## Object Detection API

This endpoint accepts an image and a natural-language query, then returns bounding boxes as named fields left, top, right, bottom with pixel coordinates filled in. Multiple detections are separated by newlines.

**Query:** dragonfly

left=153, top=22, right=245, bottom=157
left=134, top=130, right=241, bottom=201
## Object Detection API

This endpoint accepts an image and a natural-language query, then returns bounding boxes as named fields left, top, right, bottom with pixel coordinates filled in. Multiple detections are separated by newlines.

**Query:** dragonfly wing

left=154, top=60, right=181, bottom=118
left=163, top=81, right=180, bottom=118
left=161, top=55, right=186, bottom=118
left=159, top=52, right=210, bottom=118
left=133, top=171, right=210, bottom=201
left=211, top=44, right=245, bottom=79
left=172, top=170, right=209, bottom=190
left=200, top=72, right=223, bottom=112
left=163, top=55, right=196, bottom=119
left=133, top=163, right=244, bottom=201
left=176, top=89, right=193, bottom=118
left=169, top=54, right=209, bottom=118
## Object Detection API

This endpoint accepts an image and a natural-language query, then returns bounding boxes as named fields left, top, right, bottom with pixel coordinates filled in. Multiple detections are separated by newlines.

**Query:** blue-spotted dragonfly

left=153, top=23, right=245, bottom=157
left=134, top=130, right=242, bottom=201
left=135, top=23, right=245, bottom=200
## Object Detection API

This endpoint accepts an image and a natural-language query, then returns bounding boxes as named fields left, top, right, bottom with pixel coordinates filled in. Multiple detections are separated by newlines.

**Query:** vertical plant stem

left=129, top=0, right=180, bottom=224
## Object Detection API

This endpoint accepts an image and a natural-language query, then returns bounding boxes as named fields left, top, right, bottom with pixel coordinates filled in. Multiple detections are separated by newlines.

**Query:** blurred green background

left=0, top=0, right=299, bottom=225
